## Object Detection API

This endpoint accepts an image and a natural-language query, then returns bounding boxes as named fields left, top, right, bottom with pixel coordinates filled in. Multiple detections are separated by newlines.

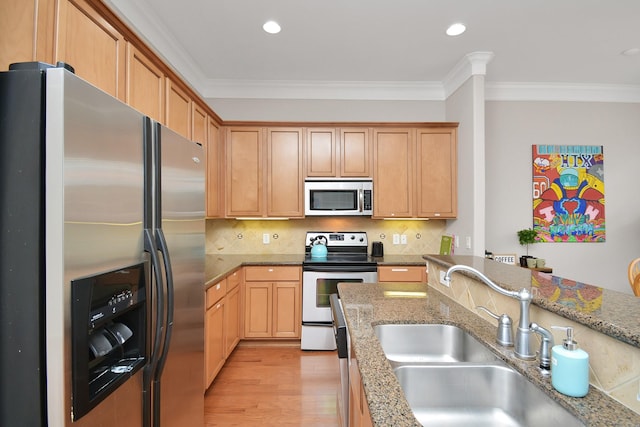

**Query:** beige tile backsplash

left=206, top=218, right=446, bottom=255
left=428, top=263, right=640, bottom=414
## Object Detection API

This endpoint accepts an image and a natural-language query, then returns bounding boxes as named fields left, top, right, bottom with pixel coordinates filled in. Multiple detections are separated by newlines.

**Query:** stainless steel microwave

left=304, top=179, right=373, bottom=216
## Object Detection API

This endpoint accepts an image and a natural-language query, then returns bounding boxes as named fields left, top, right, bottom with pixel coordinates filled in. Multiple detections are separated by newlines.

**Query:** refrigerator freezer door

left=153, top=124, right=205, bottom=427
left=45, top=68, right=146, bottom=426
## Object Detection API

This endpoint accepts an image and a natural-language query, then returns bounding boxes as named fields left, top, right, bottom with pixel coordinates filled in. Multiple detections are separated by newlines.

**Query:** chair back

left=628, top=258, right=640, bottom=296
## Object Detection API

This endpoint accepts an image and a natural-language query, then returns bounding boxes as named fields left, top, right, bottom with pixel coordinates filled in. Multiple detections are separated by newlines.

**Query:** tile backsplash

left=206, top=218, right=447, bottom=255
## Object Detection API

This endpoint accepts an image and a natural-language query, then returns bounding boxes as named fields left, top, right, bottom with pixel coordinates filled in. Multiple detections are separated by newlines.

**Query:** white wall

left=485, top=101, right=640, bottom=294
left=206, top=98, right=445, bottom=122
left=445, top=76, right=485, bottom=257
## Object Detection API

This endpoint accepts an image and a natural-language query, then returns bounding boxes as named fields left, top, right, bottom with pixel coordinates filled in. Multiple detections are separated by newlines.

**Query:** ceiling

left=104, top=0, right=640, bottom=102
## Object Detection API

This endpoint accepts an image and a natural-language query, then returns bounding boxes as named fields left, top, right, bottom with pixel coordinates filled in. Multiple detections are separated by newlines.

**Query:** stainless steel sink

left=393, top=364, right=584, bottom=427
left=374, top=324, right=498, bottom=364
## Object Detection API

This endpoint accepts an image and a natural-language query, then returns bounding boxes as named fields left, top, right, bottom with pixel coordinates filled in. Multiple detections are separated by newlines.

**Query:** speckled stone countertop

left=338, top=281, right=640, bottom=427
left=424, top=255, right=640, bottom=348
left=204, top=253, right=426, bottom=288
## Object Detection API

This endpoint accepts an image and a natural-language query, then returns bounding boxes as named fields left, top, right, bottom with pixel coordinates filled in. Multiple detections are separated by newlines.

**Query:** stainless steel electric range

left=301, top=231, right=377, bottom=351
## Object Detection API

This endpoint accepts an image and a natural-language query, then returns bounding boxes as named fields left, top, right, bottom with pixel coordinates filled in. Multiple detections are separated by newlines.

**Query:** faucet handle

left=476, top=306, right=514, bottom=347
left=530, top=323, right=554, bottom=370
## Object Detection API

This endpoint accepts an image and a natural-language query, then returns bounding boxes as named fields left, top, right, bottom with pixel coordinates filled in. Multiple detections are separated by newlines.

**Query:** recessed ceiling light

left=621, top=47, right=640, bottom=56
left=446, top=23, right=466, bottom=37
left=263, top=21, right=281, bottom=34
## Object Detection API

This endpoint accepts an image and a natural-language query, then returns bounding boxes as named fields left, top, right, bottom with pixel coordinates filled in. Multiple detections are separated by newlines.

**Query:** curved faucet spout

left=444, top=265, right=536, bottom=360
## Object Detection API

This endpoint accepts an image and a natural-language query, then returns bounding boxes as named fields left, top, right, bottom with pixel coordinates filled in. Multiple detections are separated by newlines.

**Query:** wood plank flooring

left=204, top=344, right=341, bottom=426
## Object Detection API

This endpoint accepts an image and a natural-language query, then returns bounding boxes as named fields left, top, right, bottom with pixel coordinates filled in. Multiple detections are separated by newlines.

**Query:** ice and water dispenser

left=71, top=263, right=147, bottom=420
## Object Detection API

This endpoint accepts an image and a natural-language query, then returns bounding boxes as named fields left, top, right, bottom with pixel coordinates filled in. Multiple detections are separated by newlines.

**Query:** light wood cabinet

left=206, top=118, right=224, bottom=218
left=192, top=103, right=208, bottom=146
left=243, top=266, right=301, bottom=339
left=373, top=126, right=457, bottom=219
left=372, top=128, right=414, bottom=218
left=225, top=127, right=263, bottom=217
left=125, top=42, right=164, bottom=122
left=165, top=79, right=192, bottom=139
left=225, top=127, right=304, bottom=218
left=1, top=0, right=54, bottom=70
left=224, top=284, right=241, bottom=356
left=349, top=354, right=373, bottom=427
left=378, top=265, right=427, bottom=282
left=267, top=128, right=304, bottom=217
left=55, top=0, right=126, bottom=100
left=306, top=127, right=371, bottom=177
left=415, top=127, right=458, bottom=218
left=205, top=279, right=226, bottom=388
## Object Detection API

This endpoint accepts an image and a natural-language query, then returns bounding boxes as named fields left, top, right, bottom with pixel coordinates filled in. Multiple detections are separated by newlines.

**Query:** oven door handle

left=330, top=294, right=348, bottom=359
left=303, top=264, right=377, bottom=273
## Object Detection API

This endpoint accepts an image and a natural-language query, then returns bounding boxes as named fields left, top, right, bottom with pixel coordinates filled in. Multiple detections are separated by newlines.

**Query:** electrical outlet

left=454, top=235, right=459, bottom=248
left=465, top=236, right=472, bottom=249
left=400, top=234, right=407, bottom=244
left=392, top=234, right=400, bottom=245
left=263, top=233, right=270, bottom=244
left=439, top=271, right=450, bottom=287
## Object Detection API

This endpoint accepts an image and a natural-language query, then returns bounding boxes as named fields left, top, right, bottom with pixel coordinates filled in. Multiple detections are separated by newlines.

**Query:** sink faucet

left=444, top=265, right=536, bottom=360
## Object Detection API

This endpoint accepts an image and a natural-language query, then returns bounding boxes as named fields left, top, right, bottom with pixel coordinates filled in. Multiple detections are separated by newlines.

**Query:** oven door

left=302, top=270, right=377, bottom=323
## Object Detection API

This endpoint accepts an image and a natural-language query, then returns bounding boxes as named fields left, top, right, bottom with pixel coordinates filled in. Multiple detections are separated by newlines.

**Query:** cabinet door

left=372, top=129, right=414, bottom=218
left=378, top=266, right=426, bottom=282
left=205, top=299, right=225, bottom=388
left=340, top=128, right=371, bottom=177
left=267, top=128, right=304, bottom=217
left=416, top=128, right=458, bottom=218
left=1, top=0, right=54, bottom=69
left=244, top=282, right=272, bottom=338
left=126, top=42, right=164, bottom=122
left=192, top=103, right=207, bottom=146
left=226, top=128, right=263, bottom=217
left=306, top=128, right=337, bottom=177
left=224, top=285, right=240, bottom=357
left=165, top=79, right=191, bottom=139
left=272, top=282, right=300, bottom=338
left=56, top=0, right=125, bottom=99
left=206, top=118, right=223, bottom=218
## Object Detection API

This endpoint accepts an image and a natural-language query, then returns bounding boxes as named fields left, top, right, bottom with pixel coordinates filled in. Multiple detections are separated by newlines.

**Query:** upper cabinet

left=225, top=127, right=304, bottom=218
left=126, top=42, right=164, bottom=122
left=55, top=0, right=126, bottom=100
left=1, top=0, right=54, bottom=70
left=373, top=126, right=457, bottom=219
left=306, top=128, right=371, bottom=178
left=415, top=127, right=458, bottom=218
left=373, top=128, right=414, bottom=218
left=165, top=79, right=192, bottom=139
left=207, top=117, right=224, bottom=218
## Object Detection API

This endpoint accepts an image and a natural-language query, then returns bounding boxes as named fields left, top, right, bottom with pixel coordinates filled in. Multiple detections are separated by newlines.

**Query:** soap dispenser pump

left=551, top=326, right=589, bottom=397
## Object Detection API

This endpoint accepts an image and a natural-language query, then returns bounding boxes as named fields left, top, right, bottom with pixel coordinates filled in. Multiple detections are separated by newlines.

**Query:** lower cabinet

left=378, top=265, right=427, bottom=282
left=243, top=266, right=301, bottom=339
left=204, top=268, right=242, bottom=389
left=349, top=356, right=373, bottom=427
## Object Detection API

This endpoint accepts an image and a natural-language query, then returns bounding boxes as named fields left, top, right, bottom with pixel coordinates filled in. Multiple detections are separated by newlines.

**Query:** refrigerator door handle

left=142, top=228, right=164, bottom=427
left=152, top=228, right=174, bottom=427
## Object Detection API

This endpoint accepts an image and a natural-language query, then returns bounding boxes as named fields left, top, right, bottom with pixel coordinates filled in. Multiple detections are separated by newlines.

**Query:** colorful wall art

left=532, top=145, right=605, bottom=242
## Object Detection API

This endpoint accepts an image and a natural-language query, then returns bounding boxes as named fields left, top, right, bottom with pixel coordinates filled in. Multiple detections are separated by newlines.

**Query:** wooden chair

left=628, top=258, right=640, bottom=296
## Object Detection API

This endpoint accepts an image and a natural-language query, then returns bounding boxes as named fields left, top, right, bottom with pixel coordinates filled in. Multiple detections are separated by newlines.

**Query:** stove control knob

left=350, top=235, right=355, bottom=240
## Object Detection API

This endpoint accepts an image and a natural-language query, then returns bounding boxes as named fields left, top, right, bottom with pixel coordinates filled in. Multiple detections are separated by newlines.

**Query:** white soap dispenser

left=551, top=326, right=589, bottom=397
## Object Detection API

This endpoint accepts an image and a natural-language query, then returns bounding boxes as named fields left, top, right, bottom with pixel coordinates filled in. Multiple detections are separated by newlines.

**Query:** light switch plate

left=263, top=233, right=270, bottom=244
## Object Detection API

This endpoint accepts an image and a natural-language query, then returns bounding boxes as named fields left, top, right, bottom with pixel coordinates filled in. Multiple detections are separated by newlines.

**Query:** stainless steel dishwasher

left=330, top=293, right=349, bottom=427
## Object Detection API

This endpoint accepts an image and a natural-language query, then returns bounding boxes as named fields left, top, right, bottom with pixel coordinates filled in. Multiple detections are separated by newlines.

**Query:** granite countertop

left=204, top=253, right=427, bottom=288
left=424, top=255, right=640, bottom=348
left=338, top=281, right=640, bottom=427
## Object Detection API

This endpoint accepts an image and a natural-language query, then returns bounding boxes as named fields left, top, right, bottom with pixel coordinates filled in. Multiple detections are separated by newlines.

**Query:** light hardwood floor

left=205, top=344, right=341, bottom=426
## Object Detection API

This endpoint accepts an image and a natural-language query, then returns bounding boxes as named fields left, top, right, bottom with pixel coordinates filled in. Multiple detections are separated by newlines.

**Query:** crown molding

left=443, top=52, right=495, bottom=98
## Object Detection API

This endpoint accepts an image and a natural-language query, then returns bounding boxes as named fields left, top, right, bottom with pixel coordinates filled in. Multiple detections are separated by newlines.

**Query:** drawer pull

left=216, top=284, right=221, bottom=290
left=391, top=268, right=409, bottom=272
left=216, top=303, right=221, bottom=309
left=268, top=268, right=274, bottom=272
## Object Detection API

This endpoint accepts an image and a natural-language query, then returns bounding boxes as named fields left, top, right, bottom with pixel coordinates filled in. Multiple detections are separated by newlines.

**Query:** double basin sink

left=374, top=324, right=584, bottom=427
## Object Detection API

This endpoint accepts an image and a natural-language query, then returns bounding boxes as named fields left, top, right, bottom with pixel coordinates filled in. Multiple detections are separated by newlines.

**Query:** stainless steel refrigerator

left=0, top=62, right=204, bottom=427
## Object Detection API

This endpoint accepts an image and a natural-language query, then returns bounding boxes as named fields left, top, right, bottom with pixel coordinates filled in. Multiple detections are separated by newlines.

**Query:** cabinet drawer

left=244, top=266, right=300, bottom=282
left=378, top=266, right=425, bottom=282
left=206, top=279, right=227, bottom=308
left=226, top=269, right=242, bottom=290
